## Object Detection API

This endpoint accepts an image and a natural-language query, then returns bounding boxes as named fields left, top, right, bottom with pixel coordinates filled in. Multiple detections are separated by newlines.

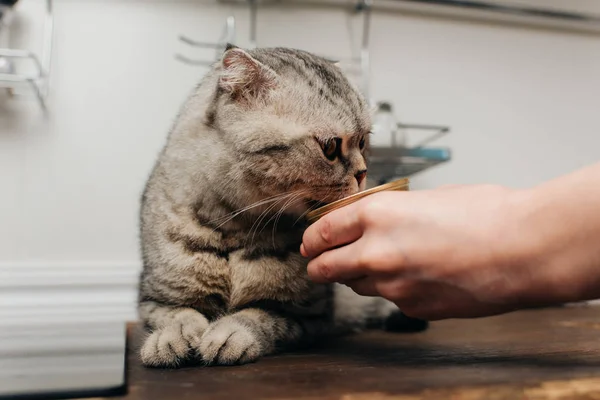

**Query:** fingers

left=301, top=201, right=364, bottom=258
left=306, top=241, right=368, bottom=283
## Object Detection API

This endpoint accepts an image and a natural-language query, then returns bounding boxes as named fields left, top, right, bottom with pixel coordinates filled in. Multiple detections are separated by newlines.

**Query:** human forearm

left=514, top=162, right=600, bottom=306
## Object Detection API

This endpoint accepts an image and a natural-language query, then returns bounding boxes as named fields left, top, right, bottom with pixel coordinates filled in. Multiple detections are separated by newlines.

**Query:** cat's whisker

left=293, top=185, right=337, bottom=226
left=268, top=191, right=308, bottom=248
left=293, top=208, right=314, bottom=226
left=209, top=193, right=289, bottom=224
left=209, top=191, right=294, bottom=224
left=263, top=190, right=307, bottom=229
left=294, top=198, right=323, bottom=226
left=248, top=189, right=307, bottom=248
left=245, top=192, right=297, bottom=248
left=245, top=203, right=281, bottom=247
left=248, top=195, right=295, bottom=247
left=210, top=193, right=292, bottom=232
left=262, top=190, right=307, bottom=230
left=276, top=194, right=307, bottom=247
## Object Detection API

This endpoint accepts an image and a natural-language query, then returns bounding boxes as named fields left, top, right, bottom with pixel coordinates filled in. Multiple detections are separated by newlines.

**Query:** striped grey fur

left=138, top=45, right=402, bottom=368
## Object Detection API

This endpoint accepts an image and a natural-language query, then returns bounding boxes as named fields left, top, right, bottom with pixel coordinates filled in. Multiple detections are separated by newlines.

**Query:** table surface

left=112, top=306, right=600, bottom=400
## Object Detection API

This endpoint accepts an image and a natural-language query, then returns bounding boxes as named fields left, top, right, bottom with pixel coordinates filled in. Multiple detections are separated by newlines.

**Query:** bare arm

left=514, top=162, right=600, bottom=306
left=300, top=162, right=600, bottom=320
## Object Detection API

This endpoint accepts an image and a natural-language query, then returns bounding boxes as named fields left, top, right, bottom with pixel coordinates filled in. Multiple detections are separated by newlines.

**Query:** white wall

left=1, top=0, right=599, bottom=286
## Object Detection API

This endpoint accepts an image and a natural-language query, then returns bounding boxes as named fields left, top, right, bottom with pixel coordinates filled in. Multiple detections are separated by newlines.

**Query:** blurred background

left=1, top=0, right=600, bottom=342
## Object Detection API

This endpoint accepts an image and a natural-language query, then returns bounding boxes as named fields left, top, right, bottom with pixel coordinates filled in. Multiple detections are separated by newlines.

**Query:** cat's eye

left=320, top=138, right=340, bottom=161
left=359, top=137, right=366, bottom=150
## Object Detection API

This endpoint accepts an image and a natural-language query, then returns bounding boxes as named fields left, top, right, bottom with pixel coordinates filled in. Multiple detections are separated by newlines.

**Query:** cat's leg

left=383, top=309, right=429, bottom=332
left=332, top=283, right=396, bottom=332
left=333, top=284, right=429, bottom=333
left=198, top=307, right=326, bottom=366
left=136, top=210, right=231, bottom=367
left=138, top=300, right=210, bottom=367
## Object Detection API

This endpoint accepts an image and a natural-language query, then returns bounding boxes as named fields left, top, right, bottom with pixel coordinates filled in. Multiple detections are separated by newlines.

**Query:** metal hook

left=176, top=15, right=236, bottom=66
left=356, top=0, right=372, bottom=104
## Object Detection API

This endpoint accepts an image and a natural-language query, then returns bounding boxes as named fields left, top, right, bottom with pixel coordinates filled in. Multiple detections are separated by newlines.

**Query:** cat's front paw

left=140, top=313, right=209, bottom=367
left=140, top=325, right=192, bottom=367
left=200, top=318, right=264, bottom=366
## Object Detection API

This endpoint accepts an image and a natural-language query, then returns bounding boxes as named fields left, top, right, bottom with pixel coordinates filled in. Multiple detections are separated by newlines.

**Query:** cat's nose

left=355, top=169, right=367, bottom=185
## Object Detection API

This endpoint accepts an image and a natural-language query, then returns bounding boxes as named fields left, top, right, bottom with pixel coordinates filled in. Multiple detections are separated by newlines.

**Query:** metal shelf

left=0, top=0, right=53, bottom=110
left=368, top=122, right=452, bottom=183
left=369, top=146, right=451, bottom=183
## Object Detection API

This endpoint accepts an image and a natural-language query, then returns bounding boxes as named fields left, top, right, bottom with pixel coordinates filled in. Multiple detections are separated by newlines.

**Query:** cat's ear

left=219, top=47, right=277, bottom=100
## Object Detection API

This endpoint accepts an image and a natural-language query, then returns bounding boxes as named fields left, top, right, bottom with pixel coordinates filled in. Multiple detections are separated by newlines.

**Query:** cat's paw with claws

left=140, top=313, right=209, bottom=367
left=199, top=318, right=264, bottom=365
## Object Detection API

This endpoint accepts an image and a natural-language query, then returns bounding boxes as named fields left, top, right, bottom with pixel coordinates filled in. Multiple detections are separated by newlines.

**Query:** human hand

left=301, top=184, right=540, bottom=320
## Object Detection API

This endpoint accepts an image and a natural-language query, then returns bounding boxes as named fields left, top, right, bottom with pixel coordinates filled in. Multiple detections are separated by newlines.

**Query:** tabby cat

left=138, top=45, right=425, bottom=368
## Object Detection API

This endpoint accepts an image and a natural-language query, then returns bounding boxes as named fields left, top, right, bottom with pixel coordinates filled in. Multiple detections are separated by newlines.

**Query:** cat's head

left=208, top=45, right=371, bottom=215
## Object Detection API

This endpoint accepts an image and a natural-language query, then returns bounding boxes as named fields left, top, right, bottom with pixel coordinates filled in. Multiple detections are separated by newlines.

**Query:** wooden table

left=114, top=306, right=600, bottom=400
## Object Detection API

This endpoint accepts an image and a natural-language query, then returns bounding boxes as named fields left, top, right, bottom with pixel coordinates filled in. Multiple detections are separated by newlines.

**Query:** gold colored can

left=306, top=177, right=410, bottom=224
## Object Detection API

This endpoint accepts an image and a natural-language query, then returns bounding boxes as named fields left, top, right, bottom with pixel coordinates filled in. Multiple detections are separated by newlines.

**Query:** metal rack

left=176, top=0, right=258, bottom=66
left=0, top=0, right=53, bottom=110
left=369, top=123, right=451, bottom=183
left=218, top=0, right=600, bottom=32
left=391, top=0, right=600, bottom=32
left=176, top=15, right=237, bottom=67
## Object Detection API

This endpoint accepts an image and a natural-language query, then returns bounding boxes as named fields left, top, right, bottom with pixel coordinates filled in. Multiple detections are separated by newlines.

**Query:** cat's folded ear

left=219, top=47, right=278, bottom=101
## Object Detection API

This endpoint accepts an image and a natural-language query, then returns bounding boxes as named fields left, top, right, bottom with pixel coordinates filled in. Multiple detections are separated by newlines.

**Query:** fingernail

left=300, top=243, right=307, bottom=257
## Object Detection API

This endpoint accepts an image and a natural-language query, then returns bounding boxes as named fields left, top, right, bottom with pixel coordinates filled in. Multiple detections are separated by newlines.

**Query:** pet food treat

left=306, top=177, right=410, bottom=224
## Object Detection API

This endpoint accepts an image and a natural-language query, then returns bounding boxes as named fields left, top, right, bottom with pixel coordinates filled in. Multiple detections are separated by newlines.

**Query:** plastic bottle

left=370, top=101, right=405, bottom=148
